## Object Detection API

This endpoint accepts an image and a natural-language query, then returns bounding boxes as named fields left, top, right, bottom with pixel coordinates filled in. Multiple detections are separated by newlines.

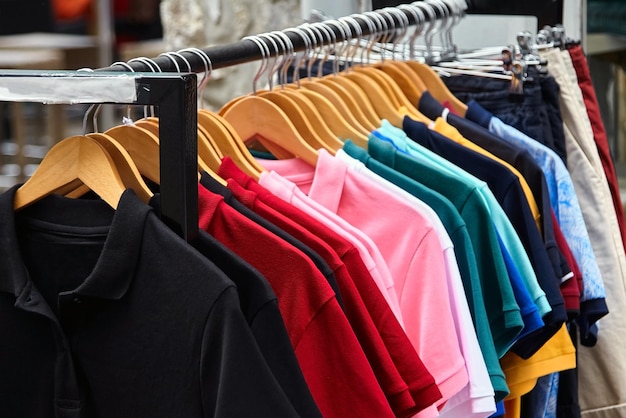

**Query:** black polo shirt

left=149, top=193, right=321, bottom=418
left=0, top=187, right=298, bottom=417
left=403, top=117, right=567, bottom=358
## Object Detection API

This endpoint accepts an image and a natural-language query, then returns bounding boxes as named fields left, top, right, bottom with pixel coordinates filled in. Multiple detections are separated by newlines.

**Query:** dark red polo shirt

left=197, top=184, right=395, bottom=418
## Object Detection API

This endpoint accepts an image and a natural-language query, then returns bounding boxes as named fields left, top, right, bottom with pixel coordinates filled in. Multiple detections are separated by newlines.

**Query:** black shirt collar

left=0, top=187, right=149, bottom=302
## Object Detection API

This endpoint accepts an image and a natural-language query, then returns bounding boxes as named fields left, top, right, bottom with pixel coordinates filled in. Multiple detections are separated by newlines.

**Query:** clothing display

left=1, top=2, right=624, bottom=418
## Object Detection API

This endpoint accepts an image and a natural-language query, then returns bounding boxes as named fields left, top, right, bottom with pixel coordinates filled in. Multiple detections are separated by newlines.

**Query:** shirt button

left=73, top=297, right=82, bottom=304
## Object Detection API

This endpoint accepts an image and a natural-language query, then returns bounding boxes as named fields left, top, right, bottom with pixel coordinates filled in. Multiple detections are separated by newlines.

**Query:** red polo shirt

left=197, top=184, right=394, bottom=418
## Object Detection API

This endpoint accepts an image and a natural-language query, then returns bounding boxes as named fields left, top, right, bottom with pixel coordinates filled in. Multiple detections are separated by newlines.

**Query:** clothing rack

left=0, top=1, right=457, bottom=242
left=0, top=70, right=198, bottom=241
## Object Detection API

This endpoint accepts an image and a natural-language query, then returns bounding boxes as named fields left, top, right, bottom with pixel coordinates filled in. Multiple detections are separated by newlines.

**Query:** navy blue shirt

left=403, top=117, right=567, bottom=358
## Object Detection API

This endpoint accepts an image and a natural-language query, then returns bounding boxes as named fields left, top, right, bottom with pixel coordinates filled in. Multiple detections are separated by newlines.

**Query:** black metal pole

left=97, top=5, right=447, bottom=74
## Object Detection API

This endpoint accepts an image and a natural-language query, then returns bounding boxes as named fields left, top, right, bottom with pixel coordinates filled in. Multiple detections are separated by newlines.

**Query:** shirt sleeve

left=200, top=286, right=300, bottom=417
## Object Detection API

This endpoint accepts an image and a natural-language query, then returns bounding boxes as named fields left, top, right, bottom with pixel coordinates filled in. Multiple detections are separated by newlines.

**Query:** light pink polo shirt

left=336, top=150, right=496, bottom=418
left=258, top=170, right=404, bottom=325
left=259, top=150, right=468, bottom=412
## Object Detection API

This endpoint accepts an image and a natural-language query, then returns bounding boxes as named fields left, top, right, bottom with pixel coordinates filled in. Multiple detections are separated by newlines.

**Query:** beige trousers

left=541, top=47, right=626, bottom=418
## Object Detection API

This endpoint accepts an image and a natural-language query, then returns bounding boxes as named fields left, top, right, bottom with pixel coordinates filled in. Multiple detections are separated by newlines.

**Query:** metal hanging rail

left=98, top=2, right=455, bottom=74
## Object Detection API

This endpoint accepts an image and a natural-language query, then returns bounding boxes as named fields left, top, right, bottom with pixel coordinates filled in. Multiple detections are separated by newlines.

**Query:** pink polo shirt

left=336, top=150, right=496, bottom=418
left=259, top=150, right=468, bottom=413
left=258, top=170, right=404, bottom=325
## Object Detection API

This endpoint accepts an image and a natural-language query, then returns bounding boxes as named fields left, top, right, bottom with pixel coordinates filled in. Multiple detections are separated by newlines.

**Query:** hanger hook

left=352, top=12, right=376, bottom=65
left=370, top=11, right=394, bottom=62
left=338, top=16, right=363, bottom=69
left=397, top=4, right=424, bottom=61
left=383, top=7, right=409, bottom=61
left=128, top=57, right=161, bottom=118
left=77, top=68, right=96, bottom=134
left=271, top=30, right=295, bottom=87
left=413, top=1, right=437, bottom=63
left=427, top=0, right=454, bottom=59
left=297, top=24, right=321, bottom=81
left=305, top=23, right=328, bottom=79
left=242, top=35, right=270, bottom=95
left=168, top=51, right=192, bottom=73
left=158, top=52, right=182, bottom=73
left=283, top=27, right=311, bottom=87
left=361, top=12, right=384, bottom=63
left=267, top=31, right=290, bottom=89
left=257, top=32, right=281, bottom=90
left=102, top=61, right=137, bottom=130
left=311, top=22, right=336, bottom=78
left=322, top=19, right=349, bottom=75
left=128, top=56, right=162, bottom=72
left=177, top=48, right=213, bottom=109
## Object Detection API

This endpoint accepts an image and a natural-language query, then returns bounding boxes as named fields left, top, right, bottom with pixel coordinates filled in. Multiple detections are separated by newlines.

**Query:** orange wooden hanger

left=14, top=135, right=127, bottom=210
left=259, top=89, right=336, bottom=154
left=220, top=95, right=319, bottom=166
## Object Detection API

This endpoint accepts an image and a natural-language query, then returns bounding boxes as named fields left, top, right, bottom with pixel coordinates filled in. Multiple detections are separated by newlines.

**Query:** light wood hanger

left=405, top=61, right=467, bottom=116
left=220, top=95, right=319, bottom=166
left=103, top=124, right=162, bottom=184
left=86, top=132, right=153, bottom=202
left=317, top=76, right=381, bottom=129
left=14, top=135, right=127, bottom=210
left=376, top=62, right=426, bottom=105
left=300, top=78, right=376, bottom=133
left=259, top=89, right=336, bottom=154
left=352, top=66, right=427, bottom=121
left=288, top=86, right=369, bottom=147
left=197, top=110, right=263, bottom=180
left=276, top=88, right=345, bottom=151
left=136, top=117, right=223, bottom=174
left=128, top=118, right=226, bottom=185
left=337, top=70, right=406, bottom=127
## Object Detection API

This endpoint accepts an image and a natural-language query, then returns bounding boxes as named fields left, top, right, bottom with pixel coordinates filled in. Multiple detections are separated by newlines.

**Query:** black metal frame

left=0, top=71, right=198, bottom=242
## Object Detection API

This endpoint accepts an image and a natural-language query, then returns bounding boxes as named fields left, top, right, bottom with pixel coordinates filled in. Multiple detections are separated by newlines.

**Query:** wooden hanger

left=14, top=135, right=127, bottom=210
left=104, top=124, right=161, bottom=184
left=317, top=76, right=381, bottom=129
left=197, top=110, right=263, bottom=180
left=375, top=62, right=427, bottom=106
left=86, top=132, right=153, bottom=202
left=287, top=86, right=369, bottom=147
left=126, top=118, right=226, bottom=185
left=259, top=89, right=336, bottom=154
left=300, top=79, right=377, bottom=133
left=404, top=61, right=468, bottom=116
left=136, top=117, right=223, bottom=173
left=352, top=66, right=427, bottom=122
left=335, top=70, right=406, bottom=127
left=220, top=95, right=319, bottom=166
left=275, top=88, right=345, bottom=151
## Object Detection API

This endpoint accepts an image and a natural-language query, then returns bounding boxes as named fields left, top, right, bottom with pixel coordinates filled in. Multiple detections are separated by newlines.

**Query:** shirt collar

left=417, top=90, right=446, bottom=120
left=0, top=187, right=149, bottom=301
left=308, top=149, right=347, bottom=214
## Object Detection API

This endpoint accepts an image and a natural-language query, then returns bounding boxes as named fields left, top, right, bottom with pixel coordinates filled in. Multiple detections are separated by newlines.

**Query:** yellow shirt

left=500, top=324, right=576, bottom=417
